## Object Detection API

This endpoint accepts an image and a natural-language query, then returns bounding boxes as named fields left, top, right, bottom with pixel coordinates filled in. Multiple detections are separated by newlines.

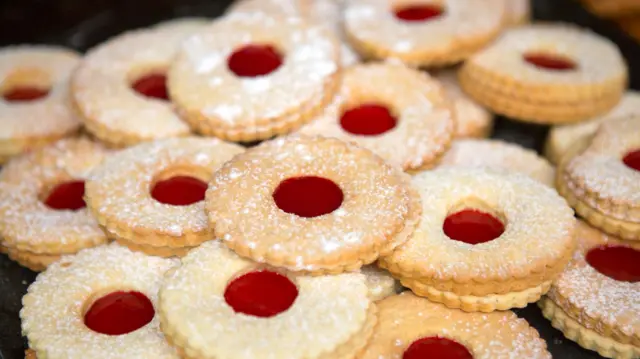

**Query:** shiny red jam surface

left=228, top=45, right=283, bottom=77
left=443, top=209, right=505, bottom=245
left=403, top=337, right=474, bottom=359
left=586, top=245, right=640, bottom=282
left=132, top=74, right=168, bottom=100
left=395, top=5, right=443, bottom=22
left=272, top=176, right=344, bottom=218
left=623, top=149, right=640, bottom=172
left=151, top=176, right=208, bottom=206
left=340, top=104, right=398, bottom=136
left=44, top=180, right=86, bottom=211
left=224, top=270, right=298, bottom=317
left=3, top=86, right=49, bottom=102
left=84, top=291, right=155, bottom=335
left=523, top=53, right=577, bottom=71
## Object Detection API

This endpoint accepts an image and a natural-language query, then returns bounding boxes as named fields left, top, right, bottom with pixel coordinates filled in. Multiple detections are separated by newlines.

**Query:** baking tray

left=1, top=0, right=638, bottom=358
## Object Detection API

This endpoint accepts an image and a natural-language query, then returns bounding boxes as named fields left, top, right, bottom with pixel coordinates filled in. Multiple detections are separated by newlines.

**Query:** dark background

left=0, top=0, right=638, bottom=358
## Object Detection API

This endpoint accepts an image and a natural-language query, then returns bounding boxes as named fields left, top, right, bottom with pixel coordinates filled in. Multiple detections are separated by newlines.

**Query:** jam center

left=151, top=176, right=208, bottom=206
left=443, top=209, right=505, bottom=245
left=273, top=176, right=344, bottom=218
left=340, top=103, right=398, bottom=136
left=228, top=44, right=283, bottom=77
left=44, top=180, right=86, bottom=211
left=586, top=245, right=640, bottom=282
left=84, top=291, right=155, bottom=335
left=623, top=149, right=640, bottom=172
left=395, top=4, right=443, bottom=22
left=404, top=337, right=474, bottom=359
left=523, top=53, right=577, bottom=71
left=3, top=86, right=49, bottom=102
left=132, top=73, right=168, bottom=100
left=224, top=270, right=298, bottom=318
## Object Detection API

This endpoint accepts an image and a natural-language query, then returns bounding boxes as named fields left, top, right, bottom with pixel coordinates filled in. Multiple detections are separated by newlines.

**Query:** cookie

left=459, top=24, right=627, bottom=124
left=344, top=0, right=506, bottom=67
left=540, top=220, right=640, bottom=359
left=85, top=137, right=244, bottom=257
left=298, top=62, right=454, bottom=171
left=206, top=135, right=421, bottom=275
left=505, top=0, right=531, bottom=26
left=359, top=292, right=552, bottom=359
left=361, top=264, right=402, bottom=301
left=380, top=168, right=576, bottom=312
left=159, top=240, right=376, bottom=359
left=557, top=115, right=640, bottom=241
left=0, top=138, right=110, bottom=271
left=21, top=244, right=180, bottom=359
left=0, top=46, right=81, bottom=163
left=168, top=12, right=341, bottom=142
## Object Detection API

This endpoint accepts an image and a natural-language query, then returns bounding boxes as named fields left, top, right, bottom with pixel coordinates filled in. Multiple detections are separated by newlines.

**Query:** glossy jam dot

left=132, top=74, right=168, bottom=100
left=3, top=86, right=49, bottom=102
left=395, top=4, right=443, bottom=22
left=404, top=337, right=474, bottom=359
left=586, top=245, right=640, bottom=282
left=228, top=44, right=283, bottom=77
left=443, top=209, right=505, bottom=245
left=623, top=149, right=640, bottom=172
left=224, top=270, right=298, bottom=317
left=273, top=176, right=344, bottom=218
left=340, top=104, right=398, bottom=136
left=523, top=53, right=577, bottom=71
left=44, top=180, right=86, bottom=211
left=84, top=291, right=155, bottom=335
left=151, top=176, right=208, bottom=206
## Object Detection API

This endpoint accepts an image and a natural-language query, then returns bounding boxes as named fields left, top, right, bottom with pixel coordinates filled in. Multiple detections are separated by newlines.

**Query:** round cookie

left=298, top=62, right=454, bottom=171
left=344, top=0, right=506, bottom=67
left=0, top=46, right=81, bottom=164
left=21, top=243, right=180, bottom=359
left=168, top=12, right=341, bottom=142
left=206, top=135, right=421, bottom=275
left=0, top=138, right=110, bottom=271
left=545, top=91, right=640, bottom=165
left=380, top=168, right=576, bottom=312
left=540, top=220, right=640, bottom=359
left=433, top=69, right=493, bottom=138
left=436, top=139, right=555, bottom=186
left=85, top=137, right=244, bottom=257
left=459, top=24, right=627, bottom=124
left=159, top=240, right=376, bottom=359
left=359, top=292, right=552, bottom=359
left=557, top=115, right=640, bottom=241
left=505, top=0, right=531, bottom=26
left=72, top=24, right=206, bottom=147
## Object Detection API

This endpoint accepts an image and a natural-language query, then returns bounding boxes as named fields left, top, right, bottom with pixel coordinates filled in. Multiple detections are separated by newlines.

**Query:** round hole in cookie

left=586, top=245, right=640, bottom=282
left=132, top=73, right=168, bottom=100
left=443, top=209, right=505, bottom=245
left=523, top=52, right=577, bottom=71
left=340, top=103, right=398, bottom=136
left=43, top=180, right=86, bottom=211
left=228, top=44, right=283, bottom=78
left=623, top=149, right=640, bottom=172
left=224, top=270, right=298, bottom=318
left=403, top=336, right=473, bottom=359
left=273, top=176, right=344, bottom=218
left=394, top=4, right=444, bottom=22
left=2, top=86, right=50, bottom=102
left=84, top=291, right=155, bottom=335
left=151, top=175, right=208, bottom=206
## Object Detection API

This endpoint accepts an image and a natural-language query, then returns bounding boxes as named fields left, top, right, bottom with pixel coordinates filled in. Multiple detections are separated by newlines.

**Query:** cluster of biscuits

left=0, top=0, right=638, bottom=358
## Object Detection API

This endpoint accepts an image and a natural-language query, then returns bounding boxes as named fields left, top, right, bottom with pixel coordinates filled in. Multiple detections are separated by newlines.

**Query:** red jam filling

left=132, top=74, right=168, bottom=100
left=84, top=291, right=155, bottom=335
left=224, top=270, right=298, bottom=318
left=3, top=86, right=49, bottom=102
left=395, top=4, right=443, bottom=22
left=151, top=176, right=208, bottom=206
left=44, top=180, right=86, bottom=211
left=523, top=53, right=577, bottom=71
left=272, top=176, right=344, bottom=218
left=586, top=245, right=640, bottom=282
left=623, top=149, right=640, bottom=172
left=443, top=209, right=505, bottom=245
left=340, top=104, right=398, bottom=136
left=228, top=44, right=283, bottom=77
left=404, top=337, right=474, bottom=359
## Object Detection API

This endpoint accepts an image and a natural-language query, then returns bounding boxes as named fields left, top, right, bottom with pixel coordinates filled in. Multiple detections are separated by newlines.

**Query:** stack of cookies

left=1, top=0, right=638, bottom=358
